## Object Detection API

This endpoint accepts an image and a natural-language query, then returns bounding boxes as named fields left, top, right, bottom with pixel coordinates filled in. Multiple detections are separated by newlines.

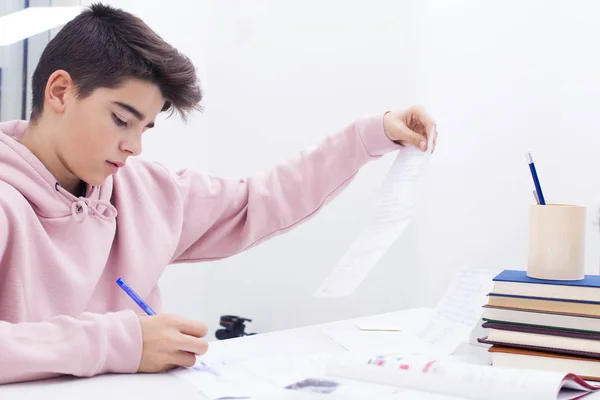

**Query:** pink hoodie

left=0, top=114, right=400, bottom=384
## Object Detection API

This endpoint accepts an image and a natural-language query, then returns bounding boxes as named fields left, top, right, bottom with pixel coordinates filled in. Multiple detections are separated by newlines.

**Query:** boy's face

left=53, top=75, right=164, bottom=187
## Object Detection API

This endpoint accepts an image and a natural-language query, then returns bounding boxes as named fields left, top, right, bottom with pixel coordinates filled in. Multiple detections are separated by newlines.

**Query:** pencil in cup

left=527, top=152, right=546, bottom=205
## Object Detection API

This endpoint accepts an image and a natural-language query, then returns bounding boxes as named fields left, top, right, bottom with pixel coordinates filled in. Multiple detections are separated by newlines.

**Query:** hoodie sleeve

left=169, top=113, right=401, bottom=263
left=0, top=310, right=142, bottom=384
left=0, top=199, right=143, bottom=384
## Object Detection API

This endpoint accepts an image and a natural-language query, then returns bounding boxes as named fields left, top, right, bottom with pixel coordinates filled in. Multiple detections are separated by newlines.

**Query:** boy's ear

left=45, top=70, right=74, bottom=115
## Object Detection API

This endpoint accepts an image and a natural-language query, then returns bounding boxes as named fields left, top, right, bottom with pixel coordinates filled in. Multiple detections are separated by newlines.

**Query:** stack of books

left=479, top=269, right=600, bottom=381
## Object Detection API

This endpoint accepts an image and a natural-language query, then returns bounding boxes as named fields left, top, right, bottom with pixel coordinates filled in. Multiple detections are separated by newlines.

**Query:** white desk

left=0, top=308, right=485, bottom=400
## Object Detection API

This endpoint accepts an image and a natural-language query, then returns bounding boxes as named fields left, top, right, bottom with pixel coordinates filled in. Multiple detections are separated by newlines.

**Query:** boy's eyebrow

left=112, top=101, right=155, bottom=128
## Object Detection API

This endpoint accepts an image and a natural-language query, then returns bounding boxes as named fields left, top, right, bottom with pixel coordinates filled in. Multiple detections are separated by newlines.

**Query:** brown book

left=487, top=295, right=600, bottom=317
left=489, top=345, right=600, bottom=381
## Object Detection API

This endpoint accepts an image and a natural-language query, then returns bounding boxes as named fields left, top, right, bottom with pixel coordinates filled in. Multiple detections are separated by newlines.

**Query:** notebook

left=482, top=321, right=600, bottom=339
left=478, top=321, right=600, bottom=357
left=481, top=305, right=600, bottom=333
left=489, top=346, right=600, bottom=382
left=478, top=337, right=600, bottom=359
left=487, top=294, right=600, bottom=317
left=492, top=270, right=600, bottom=302
left=325, top=353, right=600, bottom=400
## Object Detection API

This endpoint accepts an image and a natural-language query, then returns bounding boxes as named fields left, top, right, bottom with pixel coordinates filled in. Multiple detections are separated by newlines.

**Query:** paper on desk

left=322, top=329, right=434, bottom=356
left=322, top=268, right=498, bottom=357
left=393, top=391, right=467, bottom=400
left=405, top=268, right=498, bottom=355
left=354, top=307, right=435, bottom=331
left=172, top=354, right=404, bottom=400
left=313, top=129, right=435, bottom=298
left=170, top=359, right=269, bottom=399
left=241, top=354, right=404, bottom=399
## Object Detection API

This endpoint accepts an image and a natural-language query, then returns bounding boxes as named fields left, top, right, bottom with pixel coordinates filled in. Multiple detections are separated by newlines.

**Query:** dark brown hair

left=30, top=2, right=202, bottom=121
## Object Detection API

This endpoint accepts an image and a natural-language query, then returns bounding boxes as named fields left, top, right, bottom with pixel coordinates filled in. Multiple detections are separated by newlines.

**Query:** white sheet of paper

left=393, top=391, right=467, bottom=400
left=313, top=131, right=434, bottom=297
left=172, top=354, right=404, bottom=400
left=170, top=357, right=287, bottom=399
left=433, top=268, right=498, bottom=327
left=406, top=268, right=499, bottom=355
left=322, top=269, right=499, bottom=358
left=354, top=308, right=435, bottom=331
left=321, top=328, right=434, bottom=356
left=240, top=354, right=404, bottom=399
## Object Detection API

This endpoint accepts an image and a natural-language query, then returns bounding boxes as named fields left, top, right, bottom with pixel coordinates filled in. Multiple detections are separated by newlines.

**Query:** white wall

left=80, top=0, right=600, bottom=339
left=414, top=0, right=600, bottom=298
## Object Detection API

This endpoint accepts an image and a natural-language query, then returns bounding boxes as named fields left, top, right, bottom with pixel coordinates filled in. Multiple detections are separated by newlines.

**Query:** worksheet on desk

left=171, top=353, right=417, bottom=400
left=408, top=268, right=499, bottom=354
left=322, top=268, right=499, bottom=357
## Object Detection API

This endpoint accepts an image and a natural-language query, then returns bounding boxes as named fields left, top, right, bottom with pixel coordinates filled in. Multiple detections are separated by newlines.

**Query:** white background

left=55, top=0, right=600, bottom=338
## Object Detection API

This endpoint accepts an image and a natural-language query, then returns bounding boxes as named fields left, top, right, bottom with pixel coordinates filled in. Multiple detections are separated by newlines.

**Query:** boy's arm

left=0, top=311, right=142, bottom=384
left=168, top=113, right=401, bottom=263
left=0, top=202, right=143, bottom=384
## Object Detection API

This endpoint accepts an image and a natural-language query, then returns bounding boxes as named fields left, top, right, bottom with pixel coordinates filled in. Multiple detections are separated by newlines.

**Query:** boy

left=0, top=3, right=437, bottom=384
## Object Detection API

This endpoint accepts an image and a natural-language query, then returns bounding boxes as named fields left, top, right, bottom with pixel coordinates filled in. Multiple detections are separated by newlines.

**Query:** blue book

left=491, top=270, right=600, bottom=303
left=493, top=270, right=600, bottom=288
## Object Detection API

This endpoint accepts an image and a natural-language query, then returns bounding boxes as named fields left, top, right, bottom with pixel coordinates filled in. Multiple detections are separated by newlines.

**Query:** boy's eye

left=112, top=113, right=127, bottom=127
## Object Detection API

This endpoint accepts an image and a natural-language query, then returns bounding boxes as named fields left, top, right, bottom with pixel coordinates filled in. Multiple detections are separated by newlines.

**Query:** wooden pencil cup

left=527, top=204, right=586, bottom=280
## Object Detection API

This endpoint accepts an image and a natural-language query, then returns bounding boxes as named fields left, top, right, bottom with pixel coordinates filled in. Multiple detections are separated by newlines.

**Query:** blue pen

left=116, top=278, right=156, bottom=315
left=527, top=152, right=546, bottom=205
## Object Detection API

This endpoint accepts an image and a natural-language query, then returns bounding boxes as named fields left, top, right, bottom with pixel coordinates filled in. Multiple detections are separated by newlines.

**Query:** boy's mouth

left=106, top=160, right=125, bottom=173
left=107, top=160, right=125, bottom=167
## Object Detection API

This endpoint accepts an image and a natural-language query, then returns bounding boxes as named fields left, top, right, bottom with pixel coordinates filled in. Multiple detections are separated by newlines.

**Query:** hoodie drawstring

left=55, top=183, right=117, bottom=222
left=70, top=198, right=117, bottom=222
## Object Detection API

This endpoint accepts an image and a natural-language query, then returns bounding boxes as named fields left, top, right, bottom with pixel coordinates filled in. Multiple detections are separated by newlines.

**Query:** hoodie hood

left=0, top=120, right=117, bottom=222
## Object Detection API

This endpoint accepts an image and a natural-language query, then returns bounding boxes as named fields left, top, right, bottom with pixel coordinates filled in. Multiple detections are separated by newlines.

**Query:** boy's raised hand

left=137, top=314, right=208, bottom=372
left=383, top=105, right=438, bottom=153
